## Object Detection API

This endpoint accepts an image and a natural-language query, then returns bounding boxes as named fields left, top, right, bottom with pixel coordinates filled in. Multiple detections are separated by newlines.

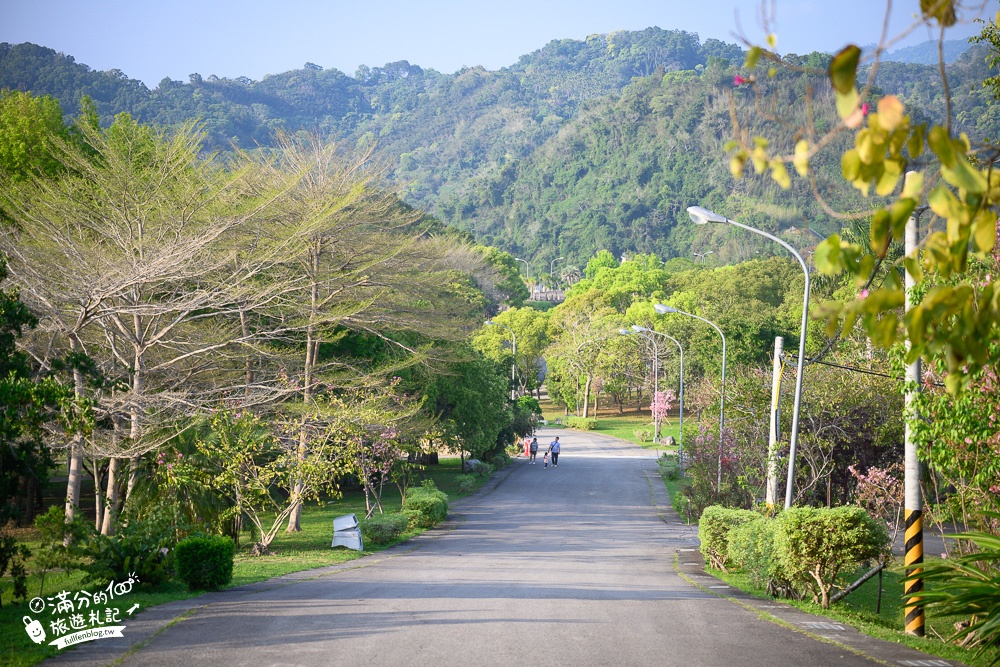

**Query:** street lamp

left=633, top=326, right=684, bottom=465
left=485, top=320, right=517, bottom=401
left=515, top=257, right=530, bottom=282
left=654, top=303, right=726, bottom=488
left=687, top=205, right=810, bottom=510
left=620, top=327, right=659, bottom=440
left=550, top=256, right=564, bottom=283
left=693, top=250, right=714, bottom=262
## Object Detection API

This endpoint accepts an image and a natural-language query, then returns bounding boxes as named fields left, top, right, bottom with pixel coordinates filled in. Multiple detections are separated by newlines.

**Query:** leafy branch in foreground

left=728, top=2, right=1000, bottom=395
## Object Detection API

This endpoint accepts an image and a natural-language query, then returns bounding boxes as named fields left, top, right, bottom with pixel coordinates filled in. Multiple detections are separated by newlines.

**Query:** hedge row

left=700, top=505, right=890, bottom=608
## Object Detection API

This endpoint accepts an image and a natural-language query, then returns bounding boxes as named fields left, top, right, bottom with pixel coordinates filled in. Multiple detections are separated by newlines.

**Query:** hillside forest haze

left=1, top=19, right=997, bottom=272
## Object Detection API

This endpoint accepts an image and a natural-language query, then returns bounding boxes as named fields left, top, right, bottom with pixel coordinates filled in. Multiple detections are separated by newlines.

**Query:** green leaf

left=869, top=209, right=891, bottom=256
left=889, top=198, right=917, bottom=238
left=745, top=47, right=761, bottom=70
left=907, top=125, right=925, bottom=159
left=829, top=45, right=861, bottom=94
left=793, top=140, right=810, bottom=177
left=902, top=171, right=923, bottom=199
left=921, top=0, right=956, bottom=27
left=941, top=158, right=988, bottom=194
left=972, top=209, right=998, bottom=254
left=928, top=184, right=960, bottom=220
left=927, top=125, right=956, bottom=167
left=814, top=235, right=843, bottom=275
left=869, top=312, right=899, bottom=347
left=835, top=88, right=859, bottom=121
left=841, top=149, right=861, bottom=182
left=903, top=254, right=924, bottom=285
left=770, top=159, right=791, bottom=188
left=875, top=158, right=903, bottom=196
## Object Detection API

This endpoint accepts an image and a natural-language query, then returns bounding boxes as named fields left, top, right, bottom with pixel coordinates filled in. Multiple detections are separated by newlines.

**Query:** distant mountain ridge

left=882, top=38, right=972, bottom=65
left=1, top=30, right=997, bottom=270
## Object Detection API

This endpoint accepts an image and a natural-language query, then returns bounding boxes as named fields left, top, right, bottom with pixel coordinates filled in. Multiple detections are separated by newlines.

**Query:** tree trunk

left=287, top=244, right=321, bottom=533
left=90, top=458, right=104, bottom=532
left=101, top=457, right=120, bottom=535
left=285, top=426, right=307, bottom=532
left=581, top=374, right=592, bottom=418
left=64, top=335, right=87, bottom=532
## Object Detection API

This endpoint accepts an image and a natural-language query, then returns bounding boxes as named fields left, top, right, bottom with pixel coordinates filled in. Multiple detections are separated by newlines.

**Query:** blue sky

left=1, top=0, right=990, bottom=87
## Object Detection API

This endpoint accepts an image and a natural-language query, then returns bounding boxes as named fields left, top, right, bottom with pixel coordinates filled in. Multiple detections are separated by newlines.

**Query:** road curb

left=672, top=546, right=968, bottom=667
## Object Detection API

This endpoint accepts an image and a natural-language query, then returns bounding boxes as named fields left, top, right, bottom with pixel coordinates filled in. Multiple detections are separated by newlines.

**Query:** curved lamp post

left=515, top=257, right=530, bottom=282
left=485, top=320, right=517, bottom=401
left=654, top=303, right=726, bottom=488
left=619, top=327, right=659, bottom=438
left=550, top=256, right=564, bottom=284
left=686, top=205, right=810, bottom=510
left=634, top=326, right=684, bottom=465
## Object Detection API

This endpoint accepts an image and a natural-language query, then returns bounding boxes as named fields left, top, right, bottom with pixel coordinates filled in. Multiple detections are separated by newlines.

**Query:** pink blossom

left=733, top=75, right=748, bottom=86
left=857, top=289, right=869, bottom=300
left=965, top=437, right=973, bottom=444
left=861, top=103, right=870, bottom=116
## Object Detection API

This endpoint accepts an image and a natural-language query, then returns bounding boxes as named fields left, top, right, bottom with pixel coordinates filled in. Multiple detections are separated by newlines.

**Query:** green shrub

left=658, top=454, right=680, bottom=481
left=565, top=416, right=597, bottom=430
left=0, top=531, right=30, bottom=606
left=698, top=506, right=759, bottom=572
left=634, top=428, right=652, bottom=442
left=774, top=506, right=889, bottom=608
left=727, top=517, right=794, bottom=598
left=454, top=474, right=480, bottom=494
left=359, top=513, right=410, bottom=545
left=488, top=451, right=511, bottom=469
left=174, top=535, right=235, bottom=591
left=402, top=480, right=448, bottom=528
left=34, top=506, right=93, bottom=595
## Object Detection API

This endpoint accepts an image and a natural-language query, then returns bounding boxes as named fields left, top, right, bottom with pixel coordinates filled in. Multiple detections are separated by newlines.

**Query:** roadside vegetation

left=0, top=457, right=490, bottom=667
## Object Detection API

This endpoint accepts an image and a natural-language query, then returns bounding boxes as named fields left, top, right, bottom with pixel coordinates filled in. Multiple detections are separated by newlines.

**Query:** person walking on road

left=529, top=437, right=539, bottom=463
left=542, top=451, right=549, bottom=468
left=548, top=436, right=561, bottom=467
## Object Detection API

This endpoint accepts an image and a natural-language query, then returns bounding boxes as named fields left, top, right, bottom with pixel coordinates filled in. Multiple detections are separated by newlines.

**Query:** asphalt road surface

left=47, top=429, right=962, bottom=667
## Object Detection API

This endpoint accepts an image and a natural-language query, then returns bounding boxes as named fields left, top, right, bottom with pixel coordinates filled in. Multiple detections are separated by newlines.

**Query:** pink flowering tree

left=351, top=426, right=403, bottom=518
left=649, top=389, right=676, bottom=439
left=849, top=462, right=904, bottom=556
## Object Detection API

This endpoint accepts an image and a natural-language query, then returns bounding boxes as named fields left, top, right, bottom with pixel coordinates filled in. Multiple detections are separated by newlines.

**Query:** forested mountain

left=0, top=31, right=996, bottom=270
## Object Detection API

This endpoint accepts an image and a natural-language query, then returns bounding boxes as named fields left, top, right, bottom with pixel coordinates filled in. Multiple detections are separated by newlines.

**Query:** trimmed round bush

left=360, top=513, right=410, bottom=545
left=565, top=416, right=597, bottom=430
left=698, top=506, right=759, bottom=572
left=774, top=506, right=889, bottom=608
left=402, top=480, right=448, bottom=528
left=727, top=516, right=794, bottom=598
left=174, top=535, right=235, bottom=591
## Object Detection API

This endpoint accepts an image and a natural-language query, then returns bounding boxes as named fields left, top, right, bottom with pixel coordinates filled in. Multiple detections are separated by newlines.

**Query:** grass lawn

left=708, top=563, right=999, bottom=666
left=0, top=457, right=485, bottom=667
left=539, top=396, right=685, bottom=449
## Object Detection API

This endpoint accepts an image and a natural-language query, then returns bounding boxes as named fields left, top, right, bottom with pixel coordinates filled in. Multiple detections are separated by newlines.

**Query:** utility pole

left=903, top=189, right=924, bottom=637
left=765, top=336, right=784, bottom=509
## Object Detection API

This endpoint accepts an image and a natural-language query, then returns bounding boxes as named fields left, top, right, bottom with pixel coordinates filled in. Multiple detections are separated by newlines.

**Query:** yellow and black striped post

left=904, top=508, right=924, bottom=636
left=903, top=200, right=924, bottom=638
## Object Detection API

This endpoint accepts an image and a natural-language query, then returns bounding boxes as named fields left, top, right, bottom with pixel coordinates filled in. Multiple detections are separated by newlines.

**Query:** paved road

left=48, top=429, right=962, bottom=667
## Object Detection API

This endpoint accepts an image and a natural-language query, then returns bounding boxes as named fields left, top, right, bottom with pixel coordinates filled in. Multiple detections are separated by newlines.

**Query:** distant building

left=530, top=286, right=565, bottom=302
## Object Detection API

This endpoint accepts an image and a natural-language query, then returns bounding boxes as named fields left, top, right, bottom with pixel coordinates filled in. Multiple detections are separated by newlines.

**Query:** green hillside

left=0, top=31, right=995, bottom=270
